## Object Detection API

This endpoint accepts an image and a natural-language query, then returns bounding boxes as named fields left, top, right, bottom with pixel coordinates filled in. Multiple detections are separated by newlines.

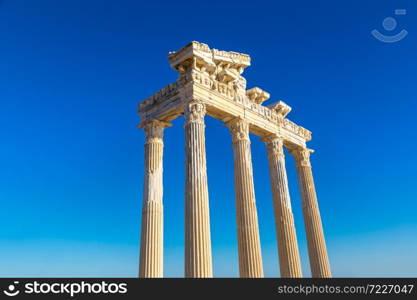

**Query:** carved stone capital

left=140, top=119, right=171, bottom=143
left=184, top=100, right=206, bottom=125
left=226, top=118, right=250, bottom=143
left=262, top=136, right=284, bottom=158
left=290, top=148, right=314, bottom=167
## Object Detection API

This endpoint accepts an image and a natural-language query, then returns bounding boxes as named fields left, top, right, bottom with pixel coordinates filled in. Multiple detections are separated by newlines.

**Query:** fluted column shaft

left=184, top=100, right=213, bottom=278
left=292, top=148, right=331, bottom=278
left=227, top=118, right=264, bottom=278
left=139, top=119, right=170, bottom=278
left=264, top=136, right=302, bottom=278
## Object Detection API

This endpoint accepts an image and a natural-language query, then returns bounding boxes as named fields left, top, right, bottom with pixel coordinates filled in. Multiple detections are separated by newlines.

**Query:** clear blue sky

left=0, top=0, right=416, bottom=277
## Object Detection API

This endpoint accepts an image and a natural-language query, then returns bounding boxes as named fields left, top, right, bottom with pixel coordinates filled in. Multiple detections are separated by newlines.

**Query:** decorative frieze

left=138, top=74, right=311, bottom=142
left=138, top=80, right=183, bottom=113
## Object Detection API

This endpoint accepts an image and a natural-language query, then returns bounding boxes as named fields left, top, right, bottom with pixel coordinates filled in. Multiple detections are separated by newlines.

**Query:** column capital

left=184, top=99, right=206, bottom=125
left=262, top=135, right=285, bottom=158
left=140, top=119, right=171, bottom=142
left=225, top=118, right=250, bottom=143
left=290, top=148, right=314, bottom=167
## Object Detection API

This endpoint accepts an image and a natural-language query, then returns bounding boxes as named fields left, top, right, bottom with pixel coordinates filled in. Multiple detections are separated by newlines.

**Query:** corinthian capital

left=140, top=119, right=171, bottom=143
left=226, top=118, right=250, bottom=143
left=262, top=136, right=284, bottom=158
left=291, top=148, right=314, bottom=167
left=184, top=100, right=206, bottom=124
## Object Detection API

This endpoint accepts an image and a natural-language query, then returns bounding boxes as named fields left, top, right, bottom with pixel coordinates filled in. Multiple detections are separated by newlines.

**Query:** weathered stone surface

left=137, top=42, right=331, bottom=278
left=227, top=118, right=264, bottom=278
left=139, top=119, right=171, bottom=278
left=138, top=41, right=311, bottom=148
left=291, top=148, right=332, bottom=278
left=184, top=100, right=213, bottom=278
left=263, top=136, right=302, bottom=278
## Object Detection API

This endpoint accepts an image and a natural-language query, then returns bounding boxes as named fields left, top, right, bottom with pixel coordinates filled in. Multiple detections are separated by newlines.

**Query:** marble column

left=227, top=118, right=264, bottom=278
left=263, top=136, right=303, bottom=278
left=291, top=148, right=331, bottom=278
left=139, top=119, right=170, bottom=278
left=184, top=100, right=213, bottom=278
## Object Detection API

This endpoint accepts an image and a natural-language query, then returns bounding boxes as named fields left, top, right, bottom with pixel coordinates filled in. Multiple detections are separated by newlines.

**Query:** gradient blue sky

left=0, top=0, right=416, bottom=277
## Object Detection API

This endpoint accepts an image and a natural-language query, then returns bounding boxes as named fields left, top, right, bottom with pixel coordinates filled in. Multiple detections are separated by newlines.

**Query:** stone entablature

left=138, top=41, right=311, bottom=148
left=168, top=41, right=251, bottom=75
